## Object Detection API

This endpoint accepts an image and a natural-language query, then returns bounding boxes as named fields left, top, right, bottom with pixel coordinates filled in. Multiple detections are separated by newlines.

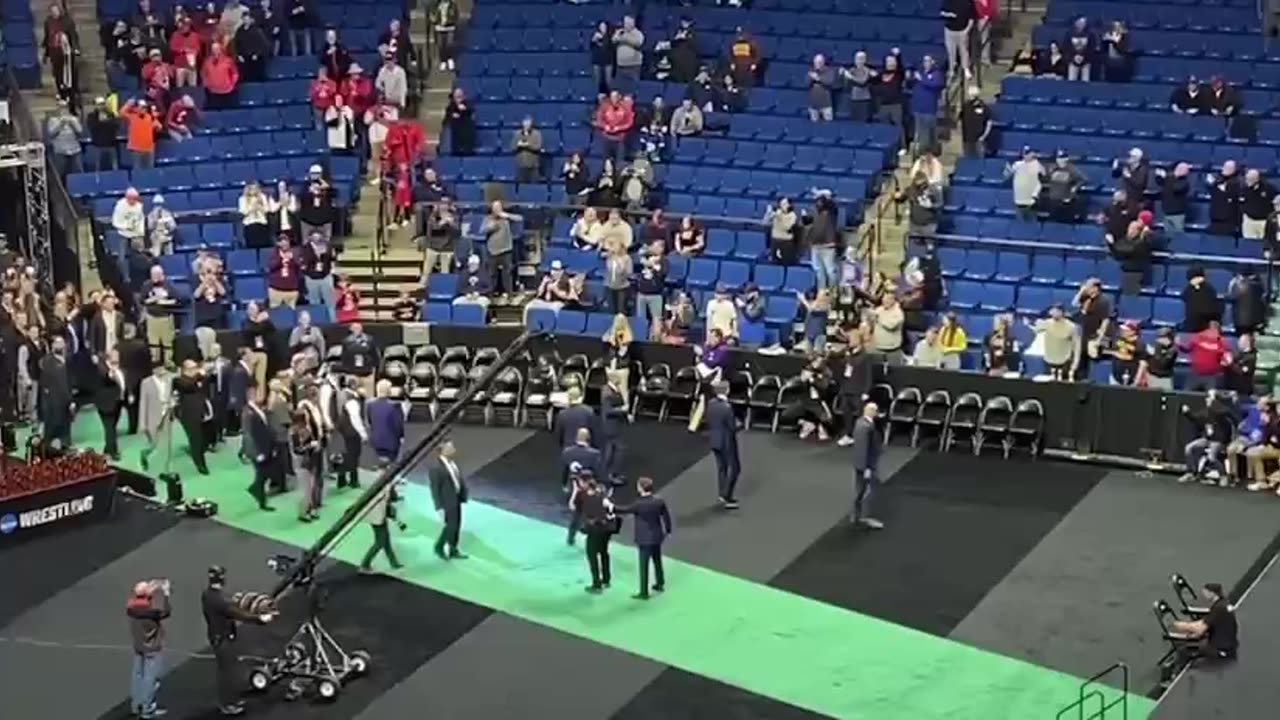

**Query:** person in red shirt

left=334, top=275, right=361, bottom=323
left=267, top=234, right=303, bottom=308
left=1180, top=320, right=1231, bottom=392
left=973, top=0, right=998, bottom=66
left=383, top=117, right=425, bottom=169
left=141, top=48, right=173, bottom=96
left=309, top=66, right=337, bottom=129
left=201, top=42, right=240, bottom=109
left=391, top=161, right=413, bottom=227
left=593, top=91, right=634, bottom=165
left=169, top=17, right=204, bottom=88
left=340, top=64, right=375, bottom=125
left=166, top=94, right=199, bottom=140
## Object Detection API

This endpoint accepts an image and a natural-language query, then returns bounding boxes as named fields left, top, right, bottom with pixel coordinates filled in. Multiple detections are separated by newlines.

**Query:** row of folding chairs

left=885, top=388, right=1045, bottom=458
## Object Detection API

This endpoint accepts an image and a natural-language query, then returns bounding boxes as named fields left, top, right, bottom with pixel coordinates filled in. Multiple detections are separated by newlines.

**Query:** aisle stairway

left=23, top=0, right=111, bottom=122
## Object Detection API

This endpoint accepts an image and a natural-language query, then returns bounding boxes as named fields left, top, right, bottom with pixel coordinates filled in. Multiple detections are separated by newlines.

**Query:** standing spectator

left=235, top=14, right=270, bottom=82
left=444, top=88, right=476, bottom=155
left=201, top=42, right=240, bottom=109
left=432, top=0, right=459, bottom=72
left=318, top=29, right=352, bottom=79
left=974, top=0, right=998, bottom=66
left=254, top=0, right=282, bottom=55
left=121, top=99, right=162, bottom=169
left=612, top=15, right=645, bottom=92
left=239, top=182, right=272, bottom=248
left=309, top=66, right=337, bottom=129
left=365, top=104, right=397, bottom=184
left=421, top=198, right=458, bottom=276
left=670, top=98, right=704, bottom=136
left=87, top=97, right=120, bottom=171
left=112, top=188, right=147, bottom=247
left=1179, top=321, right=1230, bottom=392
left=147, top=195, right=177, bottom=256
left=937, top=312, right=967, bottom=369
left=1146, top=327, right=1179, bottom=390
left=727, top=27, right=760, bottom=87
left=342, top=63, right=375, bottom=124
left=45, top=100, right=83, bottom=178
left=1006, top=146, right=1044, bottom=220
left=594, top=91, right=635, bottom=166
left=806, top=54, right=837, bottom=122
left=908, top=56, right=945, bottom=155
left=375, top=53, right=408, bottom=110
left=482, top=201, right=523, bottom=300
left=634, top=239, right=667, bottom=335
left=764, top=198, right=799, bottom=264
left=269, top=180, right=299, bottom=241
left=1154, top=162, right=1191, bottom=236
left=284, top=0, right=310, bottom=55
left=589, top=21, right=613, bottom=93
left=705, top=284, right=738, bottom=342
left=324, top=94, right=357, bottom=153
left=300, top=230, right=335, bottom=313
left=1111, top=147, right=1149, bottom=200
left=142, top=265, right=180, bottom=363
left=982, top=314, right=1019, bottom=375
left=562, top=152, right=591, bottom=202
left=797, top=289, right=833, bottom=353
left=840, top=51, right=875, bottom=123
left=1073, top=278, right=1113, bottom=377
left=165, top=95, right=199, bottom=140
left=901, top=172, right=943, bottom=240
left=665, top=17, right=699, bottom=85
left=298, top=167, right=335, bottom=244
left=1045, top=150, right=1086, bottom=222
left=1240, top=169, right=1275, bottom=241
left=379, top=19, right=417, bottom=74
left=1030, top=304, right=1079, bottom=381
left=603, top=241, right=633, bottom=316
left=511, top=117, right=544, bottom=184
left=1206, top=76, right=1239, bottom=118
left=873, top=54, right=906, bottom=151
left=601, top=207, right=633, bottom=254
left=267, top=234, right=302, bottom=307
left=1106, top=321, right=1147, bottom=386
left=1181, top=267, right=1222, bottom=333
left=1065, top=16, right=1094, bottom=82
left=959, top=86, right=992, bottom=158
left=641, top=208, right=670, bottom=246
left=126, top=578, right=171, bottom=720
left=940, top=0, right=974, bottom=81
left=1206, top=160, right=1242, bottom=237
left=43, top=4, right=80, bottom=107
left=1225, top=333, right=1257, bottom=397
left=1100, top=21, right=1133, bottom=83
left=1230, top=268, right=1266, bottom=336
left=910, top=149, right=945, bottom=187
left=140, top=48, right=173, bottom=101
left=806, top=191, right=841, bottom=290
left=1107, top=214, right=1154, bottom=296
left=1101, top=190, right=1138, bottom=246
left=870, top=293, right=905, bottom=363
left=170, top=17, right=203, bottom=87
left=1170, top=77, right=1205, bottom=114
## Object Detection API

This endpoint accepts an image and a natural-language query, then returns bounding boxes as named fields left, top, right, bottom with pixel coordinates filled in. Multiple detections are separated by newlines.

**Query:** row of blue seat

left=104, top=52, right=381, bottom=92
left=996, top=103, right=1280, bottom=145
left=1043, top=1, right=1260, bottom=34
left=68, top=155, right=361, bottom=200
left=469, top=0, right=947, bottom=29
left=951, top=155, right=1280, bottom=199
left=1031, top=26, right=1280, bottom=63
left=991, top=129, right=1274, bottom=170
left=999, top=76, right=1280, bottom=116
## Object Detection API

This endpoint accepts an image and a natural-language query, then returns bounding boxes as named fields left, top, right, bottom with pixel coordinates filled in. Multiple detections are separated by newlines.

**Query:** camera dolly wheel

left=316, top=677, right=341, bottom=701
left=349, top=650, right=371, bottom=675
left=249, top=667, right=272, bottom=692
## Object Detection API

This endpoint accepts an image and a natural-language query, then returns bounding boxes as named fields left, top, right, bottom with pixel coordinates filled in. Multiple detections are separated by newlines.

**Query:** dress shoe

left=631, top=593, right=650, bottom=600
left=586, top=585, right=603, bottom=594
left=448, top=550, right=468, bottom=559
left=260, top=504, right=276, bottom=512
left=652, top=584, right=665, bottom=593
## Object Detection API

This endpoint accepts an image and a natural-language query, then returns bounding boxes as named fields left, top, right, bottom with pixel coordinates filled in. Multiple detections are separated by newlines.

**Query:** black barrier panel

left=170, top=323, right=1203, bottom=466
left=0, top=473, right=119, bottom=547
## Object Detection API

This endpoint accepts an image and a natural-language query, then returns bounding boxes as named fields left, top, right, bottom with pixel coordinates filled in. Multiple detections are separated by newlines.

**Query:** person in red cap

left=1107, top=211, right=1154, bottom=295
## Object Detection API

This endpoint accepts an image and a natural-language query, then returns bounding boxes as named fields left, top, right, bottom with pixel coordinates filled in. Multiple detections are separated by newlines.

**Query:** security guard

left=201, top=566, right=275, bottom=716
left=341, top=322, right=379, bottom=399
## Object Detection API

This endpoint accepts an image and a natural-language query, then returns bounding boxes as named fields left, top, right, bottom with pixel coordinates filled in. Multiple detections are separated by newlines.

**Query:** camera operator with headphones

left=202, top=566, right=276, bottom=716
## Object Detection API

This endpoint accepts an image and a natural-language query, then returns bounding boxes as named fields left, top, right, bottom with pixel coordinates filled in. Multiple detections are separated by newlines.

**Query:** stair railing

left=1055, top=662, right=1130, bottom=720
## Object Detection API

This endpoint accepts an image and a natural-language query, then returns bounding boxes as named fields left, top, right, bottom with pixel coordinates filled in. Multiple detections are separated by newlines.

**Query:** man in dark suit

left=705, top=380, right=741, bottom=510
left=240, top=396, right=277, bottom=511
left=96, top=349, right=129, bottom=459
left=203, top=343, right=232, bottom=447
left=429, top=439, right=469, bottom=560
left=561, top=427, right=603, bottom=489
left=87, top=290, right=124, bottom=362
left=554, top=386, right=599, bottom=449
left=173, top=360, right=212, bottom=475
left=599, top=370, right=628, bottom=485
left=849, top=401, right=884, bottom=529
left=610, top=476, right=673, bottom=600
left=225, top=348, right=255, bottom=437
left=38, top=336, right=74, bottom=451
left=117, top=323, right=151, bottom=434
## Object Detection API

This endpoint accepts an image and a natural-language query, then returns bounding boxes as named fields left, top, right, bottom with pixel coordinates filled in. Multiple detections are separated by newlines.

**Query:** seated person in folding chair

left=1170, top=582, right=1239, bottom=662
left=1179, top=390, right=1238, bottom=485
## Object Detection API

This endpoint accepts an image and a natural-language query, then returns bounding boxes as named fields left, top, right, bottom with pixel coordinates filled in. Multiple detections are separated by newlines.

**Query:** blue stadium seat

left=753, top=264, right=785, bottom=293
left=428, top=274, right=459, bottom=301
left=718, top=260, right=751, bottom=288
left=453, top=303, right=487, bottom=326
left=526, top=306, right=557, bottom=332
left=585, top=312, right=613, bottom=337
left=764, top=295, right=799, bottom=325
left=227, top=249, right=259, bottom=277
left=555, top=309, right=587, bottom=334
left=686, top=258, right=720, bottom=288
left=424, top=302, right=452, bottom=323
left=233, top=276, right=267, bottom=302
left=783, top=266, right=815, bottom=294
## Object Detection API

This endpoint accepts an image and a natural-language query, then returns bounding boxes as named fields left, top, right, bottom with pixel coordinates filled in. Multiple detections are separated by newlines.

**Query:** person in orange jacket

left=201, top=41, right=240, bottom=109
left=120, top=98, right=163, bottom=169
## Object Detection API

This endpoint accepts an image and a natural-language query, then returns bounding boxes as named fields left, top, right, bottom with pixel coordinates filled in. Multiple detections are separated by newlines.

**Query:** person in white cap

left=112, top=188, right=147, bottom=245
left=147, top=195, right=177, bottom=256
left=453, top=254, right=491, bottom=308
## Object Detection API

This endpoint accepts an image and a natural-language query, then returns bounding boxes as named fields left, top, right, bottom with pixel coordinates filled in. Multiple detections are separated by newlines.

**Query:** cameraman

left=202, top=566, right=275, bottom=716
left=358, top=482, right=403, bottom=573
left=126, top=578, right=171, bottom=719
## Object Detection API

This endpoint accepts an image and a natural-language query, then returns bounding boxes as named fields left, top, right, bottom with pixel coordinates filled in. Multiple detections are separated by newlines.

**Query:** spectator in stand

left=455, top=254, right=491, bottom=309
left=299, top=165, right=336, bottom=244
left=334, top=275, right=360, bottom=323
left=319, top=29, right=352, bottom=79
left=528, top=260, right=578, bottom=315
left=431, top=0, right=458, bottom=71
left=1234, top=398, right=1277, bottom=490
left=87, top=97, right=120, bottom=171
left=253, top=0, right=282, bottom=55
left=1105, top=320, right=1147, bottom=386
left=705, top=284, right=738, bottom=343
left=1206, top=160, right=1242, bottom=236
left=1005, top=146, right=1044, bottom=220
left=1073, top=278, right=1113, bottom=377
left=1180, top=319, right=1230, bottom=391
left=444, top=88, right=476, bottom=156
left=482, top=201, right=523, bottom=300
left=1231, top=268, right=1266, bottom=335
left=193, top=1, right=221, bottom=43
left=937, top=312, right=967, bottom=369
left=239, top=181, right=272, bottom=248
left=112, top=188, right=147, bottom=247
left=202, top=42, right=240, bottom=109
left=590, top=157, right=621, bottom=207
left=727, top=27, right=760, bottom=87
left=1111, top=148, right=1149, bottom=200
left=974, top=0, right=998, bottom=66
left=121, top=99, right=162, bottom=170
left=1181, top=267, right=1223, bottom=333
left=43, top=3, right=79, bottom=107
left=269, top=179, right=299, bottom=240
left=512, top=116, right=544, bottom=184
left=1153, top=162, right=1191, bottom=236
left=1035, top=41, right=1068, bottom=79
left=1101, top=189, right=1138, bottom=245
left=165, top=94, right=199, bottom=140
left=764, top=198, right=799, bottom=264
left=641, top=208, right=670, bottom=245
left=391, top=288, right=418, bottom=322
left=283, top=0, right=310, bottom=55
left=364, top=101, right=396, bottom=184
left=147, top=195, right=177, bottom=256
left=840, top=51, right=875, bottom=123
left=797, top=289, right=832, bottom=353
left=908, top=56, right=945, bottom=155
left=379, top=18, right=416, bottom=73
left=45, top=100, right=83, bottom=178
left=806, top=54, right=837, bottom=123
left=673, top=216, right=706, bottom=256
left=562, top=151, right=591, bottom=204
left=634, top=241, right=666, bottom=335
left=806, top=191, right=841, bottom=289
left=959, top=86, right=993, bottom=158
left=324, top=95, right=357, bottom=153
left=300, top=230, right=335, bottom=313
left=1045, top=150, right=1086, bottom=222
left=1170, top=77, right=1205, bottom=114
left=983, top=314, right=1020, bottom=375
left=901, top=172, right=943, bottom=240
left=1225, top=333, right=1257, bottom=396
left=911, top=149, right=945, bottom=187
left=911, top=326, right=944, bottom=368
left=612, top=15, right=644, bottom=92
left=375, top=53, right=408, bottom=110
left=235, top=14, right=270, bottom=82
left=940, top=0, right=974, bottom=81
left=343, top=63, right=375, bottom=124
left=1240, top=169, right=1275, bottom=240
left=594, top=91, right=635, bottom=166
left=1145, top=327, right=1178, bottom=390
left=142, top=265, right=180, bottom=362
left=309, top=66, right=337, bottom=129
left=662, top=16, right=698, bottom=85
left=1179, top=390, right=1236, bottom=483
left=194, top=275, right=228, bottom=329
left=219, top=0, right=249, bottom=39
left=589, top=21, right=614, bottom=93
left=1100, top=21, right=1133, bottom=83
left=600, top=207, right=633, bottom=254
left=571, top=207, right=603, bottom=251
left=736, top=283, right=765, bottom=326
left=1065, top=16, right=1094, bottom=82
left=686, top=65, right=715, bottom=111
left=412, top=166, right=450, bottom=204
left=638, top=113, right=670, bottom=161
left=267, top=234, right=302, bottom=308
left=421, top=197, right=459, bottom=275
left=140, top=48, right=172, bottom=99
left=670, top=98, right=704, bottom=136
left=1029, top=304, right=1079, bottom=381
left=1206, top=76, right=1239, bottom=117
left=603, top=241, right=634, bottom=316
left=870, top=293, right=905, bottom=364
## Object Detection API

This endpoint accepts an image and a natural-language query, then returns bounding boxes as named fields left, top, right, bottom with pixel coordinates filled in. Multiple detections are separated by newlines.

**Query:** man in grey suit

left=850, top=401, right=885, bottom=529
left=430, top=439, right=469, bottom=560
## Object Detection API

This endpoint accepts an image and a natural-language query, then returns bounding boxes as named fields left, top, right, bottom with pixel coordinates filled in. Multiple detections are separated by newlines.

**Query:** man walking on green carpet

left=609, top=476, right=673, bottom=600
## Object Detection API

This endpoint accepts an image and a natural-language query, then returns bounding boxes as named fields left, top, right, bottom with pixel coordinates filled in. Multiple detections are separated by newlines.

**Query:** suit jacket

left=96, top=363, right=129, bottom=414
left=118, top=338, right=150, bottom=389
left=554, top=403, right=600, bottom=448
left=429, top=457, right=468, bottom=512
left=850, top=416, right=880, bottom=472
left=706, top=396, right=737, bottom=454
left=138, top=373, right=173, bottom=435
left=562, top=444, right=603, bottom=481
left=598, top=386, right=627, bottom=440
left=367, top=397, right=405, bottom=457
left=228, top=362, right=253, bottom=411
left=88, top=310, right=124, bottom=358
left=174, top=374, right=210, bottom=424
left=241, top=404, right=274, bottom=462
left=206, top=358, right=231, bottom=411
left=38, top=355, right=73, bottom=424
left=615, top=494, right=672, bottom=546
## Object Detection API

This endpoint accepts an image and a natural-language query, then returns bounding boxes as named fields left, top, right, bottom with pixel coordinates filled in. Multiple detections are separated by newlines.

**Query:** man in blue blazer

left=705, top=380, right=740, bottom=510
left=598, top=370, right=628, bottom=486
left=554, top=385, right=599, bottom=449
left=610, top=476, right=673, bottom=600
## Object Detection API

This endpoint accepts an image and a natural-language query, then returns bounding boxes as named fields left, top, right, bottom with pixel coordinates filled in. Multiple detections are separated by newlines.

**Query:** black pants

left=608, top=287, right=630, bottom=316
left=360, top=523, right=400, bottom=569
left=567, top=506, right=582, bottom=544
left=339, top=431, right=361, bottom=487
left=839, top=395, right=861, bottom=436
left=126, top=388, right=141, bottom=434
left=43, top=413, right=72, bottom=450
left=225, top=405, right=242, bottom=436
left=180, top=416, right=208, bottom=471
left=274, top=442, right=293, bottom=489
left=770, top=237, right=797, bottom=265
left=637, top=543, right=665, bottom=595
left=212, top=639, right=239, bottom=708
left=602, top=438, right=622, bottom=480
left=241, top=55, right=266, bottom=82
left=436, top=506, right=462, bottom=553
left=586, top=531, right=612, bottom=587
left=713, top=447, right=740, bottom=501
left=249, top=460, right=271, bottom=508
left=852, top=468, right=878, bottom=521
left=100, top=409, right=121, bottom=456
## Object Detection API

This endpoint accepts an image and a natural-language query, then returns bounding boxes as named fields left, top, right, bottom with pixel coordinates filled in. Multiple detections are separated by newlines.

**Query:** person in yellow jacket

left=938, top=312, right=969, bottom=370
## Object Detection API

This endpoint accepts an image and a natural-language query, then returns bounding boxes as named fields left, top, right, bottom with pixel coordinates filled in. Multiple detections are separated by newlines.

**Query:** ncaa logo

left=0, top=514, right=17, bottom=535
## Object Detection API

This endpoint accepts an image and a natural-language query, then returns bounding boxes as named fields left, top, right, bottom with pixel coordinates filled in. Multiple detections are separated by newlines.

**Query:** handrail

left=1056, top=690, right=1105, bottom=720
left=927, top=231, right=1272, bottom=268
left=1055, top=662, right=1130, bottom=720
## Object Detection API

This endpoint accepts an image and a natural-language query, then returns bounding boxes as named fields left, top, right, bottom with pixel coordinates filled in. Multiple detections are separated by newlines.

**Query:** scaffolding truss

left=0, top=142, right=51, bottom=295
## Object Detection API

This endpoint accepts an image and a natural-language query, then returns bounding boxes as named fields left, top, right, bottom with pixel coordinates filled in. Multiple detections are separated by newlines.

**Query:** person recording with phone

left=126, top=577, right=171, bottom=720
left=202, top=566, right=275, bottom=716
left=572, top=470, right=618, bottom=592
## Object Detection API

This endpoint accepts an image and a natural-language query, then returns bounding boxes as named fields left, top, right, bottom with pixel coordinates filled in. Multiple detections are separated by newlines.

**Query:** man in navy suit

left=240, top=396, right=277, bottom=512
left=562, top=427, right=604, bottom=545
left=226, top=347, right=255, bottom=437
left=705, top=380, right=741, bottom=510
left=598, top=370, right=628, bottom=486
left=429, top=439, right=469, bottom=560
left=850, top=401, right=884, bottom=529
left=554, top=386, right=599, bottom=449
left=610, top=476, right=673, bottom=600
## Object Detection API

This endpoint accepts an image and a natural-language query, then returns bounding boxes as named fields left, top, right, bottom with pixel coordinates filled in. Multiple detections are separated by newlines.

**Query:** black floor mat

left=613, top=668, right=827, bottom=720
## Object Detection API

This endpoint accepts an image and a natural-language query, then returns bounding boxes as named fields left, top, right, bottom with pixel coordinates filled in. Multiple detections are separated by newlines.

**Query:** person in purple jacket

left=908, top=55, right=945, bottom=157
left=365, top=379, right=405, bottom=467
